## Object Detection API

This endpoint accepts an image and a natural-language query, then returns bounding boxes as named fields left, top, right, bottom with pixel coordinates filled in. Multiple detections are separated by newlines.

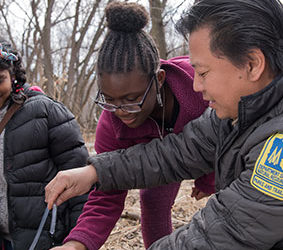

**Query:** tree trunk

left=42, top=0, right=55, bottom=96
left=149, top=0, right=167, bottom=59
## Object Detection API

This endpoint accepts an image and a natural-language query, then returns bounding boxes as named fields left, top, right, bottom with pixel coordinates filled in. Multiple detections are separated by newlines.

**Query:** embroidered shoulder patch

left=250, top=133, right=283, bottom=200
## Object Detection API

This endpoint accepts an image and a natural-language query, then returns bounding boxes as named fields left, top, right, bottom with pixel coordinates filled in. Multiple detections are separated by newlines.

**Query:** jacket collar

left=238, top=74, right=283, bottom=131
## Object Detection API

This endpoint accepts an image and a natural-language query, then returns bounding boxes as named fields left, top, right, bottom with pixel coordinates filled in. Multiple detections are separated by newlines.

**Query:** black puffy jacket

left=4, top=87, right=89, bottom=249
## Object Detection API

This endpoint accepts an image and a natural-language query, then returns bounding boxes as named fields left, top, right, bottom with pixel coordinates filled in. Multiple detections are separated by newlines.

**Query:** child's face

left=189, top=27, right=269, bottom=120
left=98, top=70, right=158, bottom=128
left=0, top=70, right=12, bottom=108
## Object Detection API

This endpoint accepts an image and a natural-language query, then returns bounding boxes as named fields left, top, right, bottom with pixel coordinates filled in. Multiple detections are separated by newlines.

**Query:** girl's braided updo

left=97, top=1, right=160, bottom=76
left=0, top=41, right=26, bottom=102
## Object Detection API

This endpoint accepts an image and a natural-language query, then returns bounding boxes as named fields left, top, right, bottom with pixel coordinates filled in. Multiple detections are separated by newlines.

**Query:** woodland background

left=0, top=0, right=193, bottom=133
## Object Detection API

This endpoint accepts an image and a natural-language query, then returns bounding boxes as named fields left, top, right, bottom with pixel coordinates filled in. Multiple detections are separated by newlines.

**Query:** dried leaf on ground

left=100, top=180, right=209, bottom=250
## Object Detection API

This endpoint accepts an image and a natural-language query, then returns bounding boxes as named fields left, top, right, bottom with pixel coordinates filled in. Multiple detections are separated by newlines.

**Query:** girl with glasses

left=53, top=1, right=214, bottom=249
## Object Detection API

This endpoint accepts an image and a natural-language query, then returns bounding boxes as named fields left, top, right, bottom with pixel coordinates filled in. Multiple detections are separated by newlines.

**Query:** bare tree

left=149, top=0, right=190, bottom=59
left=42, top=0, right=55, bottom=95
left=149, top=0, right=167, bottom=59
left=164, top=0, right=190, bottom=57
left=0, top=0, right=109, bottom=130
left=0, top=0, right=189, bottom=131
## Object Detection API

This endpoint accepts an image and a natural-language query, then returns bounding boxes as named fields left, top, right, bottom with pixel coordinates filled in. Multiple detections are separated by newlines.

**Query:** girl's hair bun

left=105, top=1, right=149, bottom=33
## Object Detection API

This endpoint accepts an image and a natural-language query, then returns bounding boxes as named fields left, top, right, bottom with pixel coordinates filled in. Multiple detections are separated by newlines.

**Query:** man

left=46, top=0, right=283, bottom=249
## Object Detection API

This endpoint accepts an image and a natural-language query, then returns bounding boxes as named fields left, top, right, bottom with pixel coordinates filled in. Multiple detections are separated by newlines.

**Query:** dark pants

left=0, top=239, right=13, bottom=250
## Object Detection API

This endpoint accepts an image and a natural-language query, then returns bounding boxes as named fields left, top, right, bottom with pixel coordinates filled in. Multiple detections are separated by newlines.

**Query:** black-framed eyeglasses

left=94, top=74, right=155, bottom=113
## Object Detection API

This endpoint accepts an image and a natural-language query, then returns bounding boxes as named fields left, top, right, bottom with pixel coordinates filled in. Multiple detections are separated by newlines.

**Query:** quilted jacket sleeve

left=47, top=99, right=89, bottom=230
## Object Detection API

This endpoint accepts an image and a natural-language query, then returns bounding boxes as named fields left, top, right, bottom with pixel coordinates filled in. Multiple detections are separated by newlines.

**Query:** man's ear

left=156, top=69, right=166, bottom=88
left=245, top=48, right=266, bottom=82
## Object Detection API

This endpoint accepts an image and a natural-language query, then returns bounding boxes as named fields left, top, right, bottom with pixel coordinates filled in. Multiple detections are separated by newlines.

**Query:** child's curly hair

left=0, top=41, right=27, bottom=102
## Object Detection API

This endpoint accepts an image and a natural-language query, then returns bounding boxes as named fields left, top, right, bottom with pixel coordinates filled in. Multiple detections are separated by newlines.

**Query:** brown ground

left=83, top=135, right=209, bottom=250
left=100, top=180, right=209, bottom=250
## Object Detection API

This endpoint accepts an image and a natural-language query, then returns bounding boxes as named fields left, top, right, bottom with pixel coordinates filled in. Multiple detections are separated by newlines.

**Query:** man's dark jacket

left=3, top=87, right=88, bottom=249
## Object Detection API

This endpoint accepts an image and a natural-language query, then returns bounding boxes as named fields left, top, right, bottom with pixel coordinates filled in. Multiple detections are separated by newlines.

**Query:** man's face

left=189, top=27, right=262, bottom=120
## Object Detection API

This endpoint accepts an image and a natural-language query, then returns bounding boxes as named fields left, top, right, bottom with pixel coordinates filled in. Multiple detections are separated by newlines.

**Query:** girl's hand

left=191, top=186, right=210, bottom=200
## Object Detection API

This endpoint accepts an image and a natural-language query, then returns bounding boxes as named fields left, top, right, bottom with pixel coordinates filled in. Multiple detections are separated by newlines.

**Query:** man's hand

left=191, top=186, right=210, bottom=201
left=49, top=241, right=87, bottom=250
left=45, top=165, right=98, bottom=210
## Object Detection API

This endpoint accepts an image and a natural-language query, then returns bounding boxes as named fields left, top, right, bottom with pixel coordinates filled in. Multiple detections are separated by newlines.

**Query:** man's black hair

left=176, top=0, right=283, bottom=75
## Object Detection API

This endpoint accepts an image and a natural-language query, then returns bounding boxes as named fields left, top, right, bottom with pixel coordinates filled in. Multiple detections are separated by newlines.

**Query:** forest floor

left=99, top=180, right=209, bottom=250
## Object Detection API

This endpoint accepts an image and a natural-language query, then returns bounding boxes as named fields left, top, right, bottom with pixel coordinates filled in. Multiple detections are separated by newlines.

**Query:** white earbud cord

left=28, top=204, right=57, bottom=250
